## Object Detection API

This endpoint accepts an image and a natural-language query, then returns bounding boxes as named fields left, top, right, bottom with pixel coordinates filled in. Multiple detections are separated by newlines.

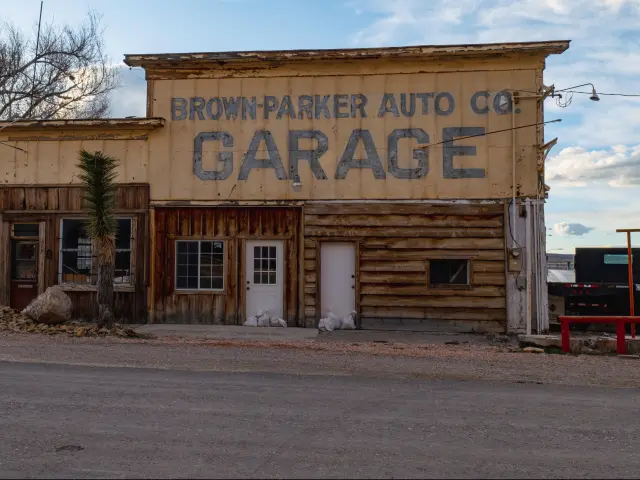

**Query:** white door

left=320, top=242, right=356, bottom=319
left=245, top=240, right=284, bottom=319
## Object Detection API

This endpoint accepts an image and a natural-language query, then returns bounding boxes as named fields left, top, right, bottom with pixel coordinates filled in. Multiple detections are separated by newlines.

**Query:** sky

left=3, top=0, right=640, bottom=253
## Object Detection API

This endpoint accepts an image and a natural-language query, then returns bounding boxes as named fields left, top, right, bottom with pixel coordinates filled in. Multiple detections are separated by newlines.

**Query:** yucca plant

left=77, top=149, right=118, bottom=329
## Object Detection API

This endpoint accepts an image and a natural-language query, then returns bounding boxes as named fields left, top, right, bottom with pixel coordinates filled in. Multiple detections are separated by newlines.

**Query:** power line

left=495, top=87, right=640, bottom=99
left=564, top=90, right=640, bottom=98
left=419, top=119, right=561, bottom=149
left=0, top=141, right=27, bottom=153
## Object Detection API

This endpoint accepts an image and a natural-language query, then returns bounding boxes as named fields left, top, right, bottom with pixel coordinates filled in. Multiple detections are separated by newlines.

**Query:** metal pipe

left=511, top=103, right=517, bottom=247
left=627, top=232, right=635, bottom=338
left=525, top=198, right=532, bottom=335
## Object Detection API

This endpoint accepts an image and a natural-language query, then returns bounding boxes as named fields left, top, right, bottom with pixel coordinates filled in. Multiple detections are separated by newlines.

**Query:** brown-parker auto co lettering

left=171, top=90, right=513, bottom=181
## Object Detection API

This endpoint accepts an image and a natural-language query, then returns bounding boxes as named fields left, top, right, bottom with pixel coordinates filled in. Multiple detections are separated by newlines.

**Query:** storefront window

left=58, top=218, right=132, bottom=286
left=175, top=240, right=225, bottom=291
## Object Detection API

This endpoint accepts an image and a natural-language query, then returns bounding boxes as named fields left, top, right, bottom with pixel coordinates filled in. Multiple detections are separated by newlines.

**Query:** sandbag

left=257, top=313, right=271, bottom=327
left=269, top=316, right=287, bottom=327
left=22, top=285, right=72, bottom=325
left=318, top=317, right=334, bottom=332
left=327, top=311, right=339, bottom=329
left=243, top=316, right=258, bottom=327
left=341, top=311, right=357, bottom=330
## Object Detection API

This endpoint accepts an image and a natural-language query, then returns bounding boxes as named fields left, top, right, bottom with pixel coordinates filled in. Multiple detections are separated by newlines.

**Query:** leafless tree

left=0, top=11, right=119, bottom=121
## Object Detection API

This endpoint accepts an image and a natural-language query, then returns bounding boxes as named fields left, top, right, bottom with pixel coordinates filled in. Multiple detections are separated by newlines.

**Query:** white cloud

left=348, top=0, right=640, bottom=148
left=348, top=0, right=640, bottom=253
left=547, top=145, right=640, bottom=186
left=108, top=67, right=147, bottom=118
left=553, top=222, right=594, bottom=236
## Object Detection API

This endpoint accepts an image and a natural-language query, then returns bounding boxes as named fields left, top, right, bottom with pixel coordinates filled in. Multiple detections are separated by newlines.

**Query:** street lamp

left=556, top=83, right=600, bottom=101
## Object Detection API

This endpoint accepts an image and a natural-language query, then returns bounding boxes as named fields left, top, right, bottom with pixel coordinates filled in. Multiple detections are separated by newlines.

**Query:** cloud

left=553, top=222, right=595, bottom=236
left=108, top=67, right=147, bottom=118
left=546, top=145, right=640, bottom=186
left=348, top=0, right=640, bottom=148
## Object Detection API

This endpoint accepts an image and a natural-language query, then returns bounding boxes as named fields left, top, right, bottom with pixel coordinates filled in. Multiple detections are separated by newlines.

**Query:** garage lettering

left=172, top=90, right=513, bottom=120
left=193, top=127, right=486, bottom=181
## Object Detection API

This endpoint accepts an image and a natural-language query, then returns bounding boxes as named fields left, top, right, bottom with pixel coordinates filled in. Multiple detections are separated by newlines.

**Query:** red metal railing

left=559, top=316, right=640, bottom=354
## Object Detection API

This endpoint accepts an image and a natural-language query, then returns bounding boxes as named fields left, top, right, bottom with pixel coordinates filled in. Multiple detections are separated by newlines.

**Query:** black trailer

left=548, top=247, right=640, bottom=330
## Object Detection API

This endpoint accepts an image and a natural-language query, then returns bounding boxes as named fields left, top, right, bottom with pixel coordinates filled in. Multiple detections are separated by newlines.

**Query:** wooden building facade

left=0, top=183, right=149, bottom=321
left=0, top=41, right=569, bottom=333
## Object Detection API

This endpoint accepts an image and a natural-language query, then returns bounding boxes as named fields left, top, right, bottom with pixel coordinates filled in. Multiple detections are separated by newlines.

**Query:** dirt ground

left=1, top=330, right=639, bottom=388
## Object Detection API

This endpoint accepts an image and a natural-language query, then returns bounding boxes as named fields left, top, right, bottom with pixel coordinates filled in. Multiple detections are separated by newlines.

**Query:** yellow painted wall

left=149, top=57, right=543, bottom=201
left=1, top=55, right=546, bottom=201
left=0, top=134, right=151, bottom=185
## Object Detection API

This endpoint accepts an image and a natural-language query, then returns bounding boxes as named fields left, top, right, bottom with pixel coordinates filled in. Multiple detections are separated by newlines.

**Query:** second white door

left=320, top=242, right=356, bottom=320
left=245, top=240, right=284, bottom=319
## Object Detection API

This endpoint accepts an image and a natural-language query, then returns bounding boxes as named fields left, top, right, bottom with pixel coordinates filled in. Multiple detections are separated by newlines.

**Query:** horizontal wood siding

left=304, top=203, right=506, bottom=332
left=152, top=207, right=301, bottom=325
left=0, top=185, right=148, bottom=323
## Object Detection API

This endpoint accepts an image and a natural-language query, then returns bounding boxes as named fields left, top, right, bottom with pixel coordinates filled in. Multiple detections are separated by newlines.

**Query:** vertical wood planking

left=152, top=207, right=301, bottom=324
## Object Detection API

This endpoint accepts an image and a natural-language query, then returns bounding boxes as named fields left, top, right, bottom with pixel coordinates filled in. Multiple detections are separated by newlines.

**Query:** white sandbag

left=256, top=309, right=265, bottom=317
left=243, top=316, right=258, bottom=327
left=327, top=310, right=340, bottom=330
left=341, top=311, right=357, bottom=330
left=257, top=313, right=271, bottom=327
left=269, top=316, right=287, bottom=327
left=318, top=317, right=334, bottom=332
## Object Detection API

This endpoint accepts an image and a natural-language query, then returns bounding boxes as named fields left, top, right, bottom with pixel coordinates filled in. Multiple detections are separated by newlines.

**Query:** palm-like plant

left=77, top=149, right=118, bottom=329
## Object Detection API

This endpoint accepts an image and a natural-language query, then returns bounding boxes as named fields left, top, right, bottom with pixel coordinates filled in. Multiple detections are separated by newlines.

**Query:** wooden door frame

left=2, top=220, right=46, bottom=307
left=316, top=238, right=361, bottom=328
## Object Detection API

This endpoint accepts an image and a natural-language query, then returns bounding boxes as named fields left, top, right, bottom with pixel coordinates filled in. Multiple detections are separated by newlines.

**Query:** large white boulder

left=22, top=285, right=72, bottom=325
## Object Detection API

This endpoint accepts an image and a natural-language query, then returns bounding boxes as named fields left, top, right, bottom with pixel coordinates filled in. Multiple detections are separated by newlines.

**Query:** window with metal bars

left=58, top=218, right=133, bottom=286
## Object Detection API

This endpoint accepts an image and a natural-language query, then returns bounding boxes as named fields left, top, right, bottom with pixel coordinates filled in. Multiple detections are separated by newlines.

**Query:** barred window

left=59, top=219, right=93, bottom=285
left=58, top=218, right=133, bottom=286
left=175, top=240, right=225, bottom=291
left=114, top=219, right=132, bottom=284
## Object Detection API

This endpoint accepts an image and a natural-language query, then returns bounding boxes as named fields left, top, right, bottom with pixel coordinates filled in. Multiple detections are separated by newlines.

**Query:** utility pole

left=28, top=1, right=44, bottom=116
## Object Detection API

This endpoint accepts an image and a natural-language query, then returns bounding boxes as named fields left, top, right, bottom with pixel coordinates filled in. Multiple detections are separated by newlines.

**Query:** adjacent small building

left=0, top=40, right=570, bottom=334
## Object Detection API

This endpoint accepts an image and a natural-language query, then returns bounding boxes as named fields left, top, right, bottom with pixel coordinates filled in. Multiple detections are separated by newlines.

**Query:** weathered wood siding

left=0, top=184, right=149, bottom=323
left=152, top=207, right=300, bottom=325
left=303, top=202, right=506, bottom=332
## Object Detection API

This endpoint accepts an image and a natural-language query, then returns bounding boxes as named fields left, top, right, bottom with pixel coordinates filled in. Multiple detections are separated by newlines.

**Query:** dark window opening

left=13, top=223, right=39, bottom=237
left=59, top=218, right=132, bottom=285
left=429, top=259, right=469, bottom=286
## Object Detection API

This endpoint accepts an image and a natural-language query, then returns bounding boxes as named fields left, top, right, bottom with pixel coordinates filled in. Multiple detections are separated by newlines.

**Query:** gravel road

left=1, top=360, right=639, bottom=479
left=1, top=332, right=640, bottom=388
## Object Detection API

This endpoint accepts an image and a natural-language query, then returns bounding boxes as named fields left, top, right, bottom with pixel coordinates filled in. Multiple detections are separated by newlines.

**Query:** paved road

left=1, top=361, right=639, bottom=479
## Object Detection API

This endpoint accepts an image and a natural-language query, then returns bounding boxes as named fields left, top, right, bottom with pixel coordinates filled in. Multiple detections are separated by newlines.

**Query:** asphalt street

left=1, top=361, right=639, bottom=479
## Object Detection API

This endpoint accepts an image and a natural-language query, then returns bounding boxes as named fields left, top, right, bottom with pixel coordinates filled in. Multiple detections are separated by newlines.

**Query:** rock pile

left=0, top=306, right=141, bottom=338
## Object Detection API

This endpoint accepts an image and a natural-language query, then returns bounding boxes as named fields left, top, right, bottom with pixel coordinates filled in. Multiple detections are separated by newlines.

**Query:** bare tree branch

left=0, top=10, right=120, bottom=120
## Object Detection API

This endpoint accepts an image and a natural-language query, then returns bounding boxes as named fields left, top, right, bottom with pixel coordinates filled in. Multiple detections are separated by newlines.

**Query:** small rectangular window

left=175, top=240, right=225, bottom=291
left=12, top=223, right=39, bottom=237
left=429, top=259, right=470, bottom=286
